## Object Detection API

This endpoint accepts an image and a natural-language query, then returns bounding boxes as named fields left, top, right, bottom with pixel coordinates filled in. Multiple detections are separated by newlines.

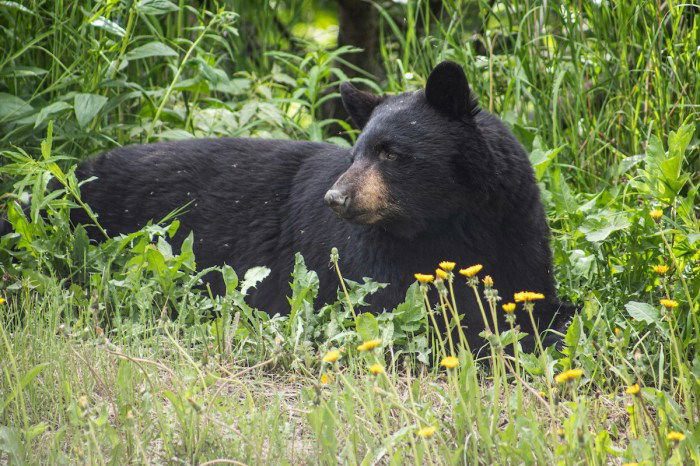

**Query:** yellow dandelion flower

left=652, top=264, right=669, bottom=274
left=0, top=298, right=5, bottom=305
left=369, top=364, right=385, bottom=374
left=439, top=261, right=456, bottom=271
left=649, top=209, right=663, bottom=221
left=660, top=299, right=678, bottom=309
left=514, top=291, right=545, bottom=302
left=502, top=302, right=516, bottom=313
left=414, top=273, right=434, bottom=284
left=322, top=349, right=340, bottom=363
left=440, top=356, right=459, bottom=369
left=357, top=339, right=382, bottom=351
left=621, top=463, right=639, bottom=466
left=435, top=268, right=448, bottom=280
left=554, top=368, right=584, bottom=384
left=667, top=431, right=685, bottom=442
left=416, top=426, right=436, bottom=438
left=625, top=384, right=640, bottom=395
left=459, top=264, right=483, bottom=278
left=320, top=373, right=333, bottom=384
left=483, top=275, right=494, bottom=287
left=614, top=327, right=621, bottom=336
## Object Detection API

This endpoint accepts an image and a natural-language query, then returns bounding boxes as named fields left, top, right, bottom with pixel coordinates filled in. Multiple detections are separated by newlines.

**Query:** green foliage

left=0, top=0, right=698, bottom=464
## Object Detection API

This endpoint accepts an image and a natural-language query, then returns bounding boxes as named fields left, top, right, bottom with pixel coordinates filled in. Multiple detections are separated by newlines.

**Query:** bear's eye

left=379, top=151, right=398, bottom=162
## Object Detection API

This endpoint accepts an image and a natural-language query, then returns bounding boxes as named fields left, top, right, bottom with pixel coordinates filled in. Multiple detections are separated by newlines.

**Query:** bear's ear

left=425, top=61, right=476, bottom=119
left=340, top=82, right=384, bottom=129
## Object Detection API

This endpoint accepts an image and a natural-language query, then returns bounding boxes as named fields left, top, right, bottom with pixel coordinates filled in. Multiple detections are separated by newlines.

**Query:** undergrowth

left=0, top=0, right=698, bottom=464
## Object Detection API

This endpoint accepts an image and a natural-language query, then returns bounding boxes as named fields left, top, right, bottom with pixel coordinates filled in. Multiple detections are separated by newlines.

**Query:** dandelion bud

left=459, top=264, right=483, bottom=278
left=414, top=273, right=434, bottom=284
left=649, top=209, right=662, bottom=221
left=417, top=426, right=436, bottom=438
left=322, top=349, right=340, bottom=363
left=625, top=384, right=640, bottom=395
left=660, top=298, right=678, bottom=309
left=440, top=356, right=459, bottom=369
left=438, top=261, right=455, bottom=271
left=357, top=339, right=381, bottom=351
left=667, top=431, right=685, bottom=442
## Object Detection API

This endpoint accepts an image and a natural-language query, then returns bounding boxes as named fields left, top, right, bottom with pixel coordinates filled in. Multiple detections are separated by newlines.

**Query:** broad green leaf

left=136, top=0, right=179, bottom=15
left=215, top=77, right=251, bottom=95
left=158, top=129, right=195, bottom=140
left=90, top=16, right=126, bottom=36
left=165, top=220, right=180, bottom=237
left=667, top=123, right=693, bottom=161
left=34, top=101, right=71, bottom=128
left=355, top=312, right=379, bottom=342
left=615, top=155, right=644, bottom=177
left=179, top=232, right=195, bottom=268
left=0, top=65, right=47, bottom=78
left=241, top=266, right=270, bottom=296
left=659, top=156, right=682, bottom=184
left=289, top=253, right=319, bottom=309
left=41, top=120, right=53, bottom=160
left=71, top=224, right=89, bottom=272
left=563, top=314, right=581, bottom=356
left=646, top=134, right=665, bottom=164
left=124, top=41, right=178, bottom=61
left=145, top=247, right=167, bottom=274
left=74, top=93, right=107, bottom=128
left=0, top=93, right=33, bottom=121
left=0, top=1, right=35, bottom=14
left=625, top=301, right=660, bottom=325
left=339, top=277, right=386, bottom=307
left=529, top=140, right=564, bottom=179
left=156, top=236, right=173, bottom=259
left=569, top=249, right=595, bottom=277
left=520, top=353, right=543, bottom=376
left=579, top=211, right=630, bottom=242
left=221, top=265, right=238, bottom=295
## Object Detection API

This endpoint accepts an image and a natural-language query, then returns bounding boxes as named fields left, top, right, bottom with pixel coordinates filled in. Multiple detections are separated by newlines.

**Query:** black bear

left=8, top=61, right=572, bottom=349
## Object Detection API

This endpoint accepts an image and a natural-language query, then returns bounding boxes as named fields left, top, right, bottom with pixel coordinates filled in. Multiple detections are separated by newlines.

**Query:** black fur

left=17, top=61, right=572, bottom=349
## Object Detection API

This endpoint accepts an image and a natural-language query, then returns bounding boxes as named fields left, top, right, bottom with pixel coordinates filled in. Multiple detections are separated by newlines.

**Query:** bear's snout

left=326, top=160, right=391, bottom=225
left=324, top=189, right=350, bottom=215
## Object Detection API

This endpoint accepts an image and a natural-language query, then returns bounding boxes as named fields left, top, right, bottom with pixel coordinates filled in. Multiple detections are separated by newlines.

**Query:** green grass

left=0, top=0, right=698, bottom=464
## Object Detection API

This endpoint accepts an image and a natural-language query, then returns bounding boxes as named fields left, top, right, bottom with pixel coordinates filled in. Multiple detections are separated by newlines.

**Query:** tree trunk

left=336, top=0, right=380, bottom=79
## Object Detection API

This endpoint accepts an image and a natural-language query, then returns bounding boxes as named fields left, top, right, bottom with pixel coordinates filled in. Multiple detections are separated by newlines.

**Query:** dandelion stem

left=438, top=291, right=456, bottom=356
left=524, top=302, right=545, bottom=355
left=421, top=287, right=447, bottom=360
left=469, top=284, right=492, bottom=334
left=331, top=252, right=356, bottom=319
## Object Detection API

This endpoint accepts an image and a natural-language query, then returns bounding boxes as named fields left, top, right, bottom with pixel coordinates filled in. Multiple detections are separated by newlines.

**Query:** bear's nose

left=324, top=189, right=349, bottom=213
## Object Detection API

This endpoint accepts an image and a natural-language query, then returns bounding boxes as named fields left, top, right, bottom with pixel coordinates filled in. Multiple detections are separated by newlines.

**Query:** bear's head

left=325, top=61, right=490, bottom=237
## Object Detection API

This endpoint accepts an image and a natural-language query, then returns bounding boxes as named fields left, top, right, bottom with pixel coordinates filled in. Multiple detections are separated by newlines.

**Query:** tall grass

left=1, top=0, right=698, bottom=463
